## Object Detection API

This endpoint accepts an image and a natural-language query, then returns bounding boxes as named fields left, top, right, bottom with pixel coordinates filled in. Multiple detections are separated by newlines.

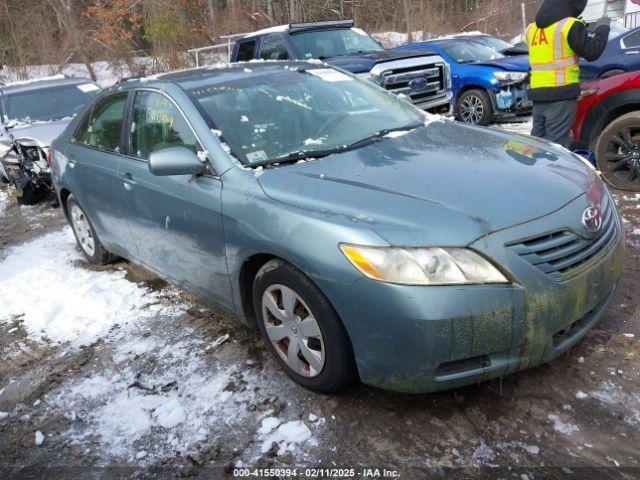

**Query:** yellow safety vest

left=526, top=18, right=580, bottom=89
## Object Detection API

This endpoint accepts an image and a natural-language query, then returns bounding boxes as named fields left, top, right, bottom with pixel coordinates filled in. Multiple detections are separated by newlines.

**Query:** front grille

left=379, top=63, right=446, bottom=106
left=507, top=196, right=620, bottom=281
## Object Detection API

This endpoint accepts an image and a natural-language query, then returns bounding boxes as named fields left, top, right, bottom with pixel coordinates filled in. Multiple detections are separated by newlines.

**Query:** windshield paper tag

left=77, top=83, right=100, bottom=93
left=308, top=69, right=352, bottom=83
left=246, top=150, right=268, bottom=163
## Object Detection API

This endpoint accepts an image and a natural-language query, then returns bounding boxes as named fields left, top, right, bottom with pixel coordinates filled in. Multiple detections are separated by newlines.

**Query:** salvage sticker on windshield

left=77, top=83, right=100, bottom=93
left=246, top=150, right=268, bottom=163
left=308, top=69, right=352, bottom=83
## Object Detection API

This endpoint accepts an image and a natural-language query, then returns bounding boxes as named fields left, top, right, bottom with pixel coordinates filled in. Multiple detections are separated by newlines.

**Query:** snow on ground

left=0, top=227, right=185, bottom=347
left=0, top=188, right=8, bottom=215
left=0, top=225, right=320, bottom=464
left=492, top=119, right=533, bottom=136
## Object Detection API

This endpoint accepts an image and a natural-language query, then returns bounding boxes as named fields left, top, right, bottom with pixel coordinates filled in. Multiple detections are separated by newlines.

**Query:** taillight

left=47, top=147, right=53, bottom=166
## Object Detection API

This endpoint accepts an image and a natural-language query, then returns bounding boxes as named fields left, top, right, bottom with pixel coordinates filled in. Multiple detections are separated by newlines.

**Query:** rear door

left=118, top=89, right=232, bottom=307
left=65, top=91, right=135, bottom=257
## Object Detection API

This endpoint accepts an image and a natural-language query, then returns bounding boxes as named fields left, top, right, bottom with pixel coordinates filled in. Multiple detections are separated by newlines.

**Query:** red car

left=573, top=71, right=640, bottom=192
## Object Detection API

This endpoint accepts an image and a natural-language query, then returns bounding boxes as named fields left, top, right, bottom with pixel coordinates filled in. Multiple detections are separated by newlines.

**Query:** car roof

left=242, top=20, right=355, bottom=39
left=0, top=75, right=97, bottom=95
left=113, top=61, right=326, bottom=92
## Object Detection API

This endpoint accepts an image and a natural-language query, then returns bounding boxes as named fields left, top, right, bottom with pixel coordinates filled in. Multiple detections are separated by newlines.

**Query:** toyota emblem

left=582, top=206, right=603, bottom=235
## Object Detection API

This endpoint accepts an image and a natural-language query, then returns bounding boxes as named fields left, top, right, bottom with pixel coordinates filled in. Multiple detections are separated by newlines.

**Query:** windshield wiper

left=248, top=123, right=423, bottom=169
left=249, top=148, right=344, bottom=168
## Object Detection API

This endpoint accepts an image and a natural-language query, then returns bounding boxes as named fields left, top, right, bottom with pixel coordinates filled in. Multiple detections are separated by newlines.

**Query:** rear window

left=236, top=40, right=257, bottom=61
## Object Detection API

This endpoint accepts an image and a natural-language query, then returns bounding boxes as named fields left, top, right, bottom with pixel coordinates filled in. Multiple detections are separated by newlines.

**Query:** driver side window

left=130, top=91, right=199, bottom=161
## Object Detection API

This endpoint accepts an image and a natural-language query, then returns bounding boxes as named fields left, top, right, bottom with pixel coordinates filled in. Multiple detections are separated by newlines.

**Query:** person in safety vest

left=527, top=0, right=610, bottom=147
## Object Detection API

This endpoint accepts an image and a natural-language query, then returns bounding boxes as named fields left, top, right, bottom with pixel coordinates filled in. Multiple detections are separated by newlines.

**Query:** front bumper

left=492, top=83, right=532, bottom=115
left=415, top=90, right=453, bottom=114
left=322, top=195, right=624, bottom=393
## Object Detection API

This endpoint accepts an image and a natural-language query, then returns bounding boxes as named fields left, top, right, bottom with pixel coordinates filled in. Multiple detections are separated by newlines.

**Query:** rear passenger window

left=74, top=92, right=127, bottom=153
left=236, top=40, right=257, bottom=61
left=260, top=35, right=289, bottom=60
left=624, top=30, right=640, bottom=48
left=130, top=91, right=198, bottom=160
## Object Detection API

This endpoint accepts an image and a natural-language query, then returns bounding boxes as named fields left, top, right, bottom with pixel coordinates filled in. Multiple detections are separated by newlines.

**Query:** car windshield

left=1, top=82, right=100, bottom=126
left=289, top=28, right=383, bottom=59
left=440, top=41, right=505, bottom=63
left=474, top=36, right=512, bottom=51
left=189, top=66, right=424, bottom=166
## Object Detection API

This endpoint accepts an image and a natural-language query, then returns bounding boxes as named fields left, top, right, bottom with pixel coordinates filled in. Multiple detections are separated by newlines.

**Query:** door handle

left=624, top=50, right=640, bottom=55
left=120, top=172, right=136, bottom=190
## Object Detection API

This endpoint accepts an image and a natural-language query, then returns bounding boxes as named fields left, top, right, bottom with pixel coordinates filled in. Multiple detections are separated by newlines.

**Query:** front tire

left=456, top=89, right=494, bottom=126
left=595, top=112, right=640, bottom=192
left=252, top=259, right=357, bottom=393
left=66, top=194, right=115, bottom=264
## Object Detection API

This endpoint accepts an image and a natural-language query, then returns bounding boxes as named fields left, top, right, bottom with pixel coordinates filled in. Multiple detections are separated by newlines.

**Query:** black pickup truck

left=230, top=20, right=453, bottom=113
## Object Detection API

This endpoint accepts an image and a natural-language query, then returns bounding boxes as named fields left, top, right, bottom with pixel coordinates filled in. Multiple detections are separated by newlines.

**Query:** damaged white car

left=0, top=75, right=100, bottom=204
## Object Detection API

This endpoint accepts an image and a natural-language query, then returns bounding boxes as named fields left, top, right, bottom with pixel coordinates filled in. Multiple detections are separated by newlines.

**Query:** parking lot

left=0, top=118, right=639, bottom=478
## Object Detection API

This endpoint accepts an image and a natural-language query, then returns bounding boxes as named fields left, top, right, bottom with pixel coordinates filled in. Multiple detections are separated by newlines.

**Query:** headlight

left=493, top=71, right=528, bottom=84
left=340, top=244, right=509, bottom=285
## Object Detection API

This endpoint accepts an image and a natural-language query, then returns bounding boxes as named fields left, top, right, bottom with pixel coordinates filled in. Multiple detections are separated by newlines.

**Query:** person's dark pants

left=531, top=99, right=577, bottom=148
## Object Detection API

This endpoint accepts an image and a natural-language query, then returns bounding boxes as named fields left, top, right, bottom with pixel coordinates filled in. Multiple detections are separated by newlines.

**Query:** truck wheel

left=595, top=112, right=640, bottom=192
left=456, top=89, right=494, bottom=126
left=66, top=194, right=115, bottom=264
left=252, top=259, right=357, bottom=393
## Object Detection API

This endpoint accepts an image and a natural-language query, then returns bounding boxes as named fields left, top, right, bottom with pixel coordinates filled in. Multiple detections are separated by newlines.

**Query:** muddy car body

left=0, top=75, right=101, bottom=203
left=51, top=62, right=624, bottom=393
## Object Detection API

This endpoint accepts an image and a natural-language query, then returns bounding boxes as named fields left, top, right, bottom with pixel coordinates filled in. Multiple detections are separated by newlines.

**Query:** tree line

left=0, top=0, right=543, bottom=79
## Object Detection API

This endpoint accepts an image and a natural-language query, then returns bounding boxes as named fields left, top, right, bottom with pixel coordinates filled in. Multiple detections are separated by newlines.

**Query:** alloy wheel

left=604, top=125, right=640, bottom=189
left=460, top=94, right=484, bottom=124
left=70, top=204, right=96, bottom=257
left=261, top=284, right=325, bottom=377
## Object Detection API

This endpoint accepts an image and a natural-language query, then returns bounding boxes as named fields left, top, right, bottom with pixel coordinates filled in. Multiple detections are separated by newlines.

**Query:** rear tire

left=66, top=194, right=115, bottom=264
left=595, top=112, right=640, bottom=192
left=456, top=89, right=494, bottom=126
left=252, top=259, right=357, bottom=393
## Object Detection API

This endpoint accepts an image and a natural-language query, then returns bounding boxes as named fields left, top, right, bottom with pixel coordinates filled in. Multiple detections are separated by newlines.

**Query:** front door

left=65, top=92, right=135, bottom=257
left=118, top=90, right=232, bottom=308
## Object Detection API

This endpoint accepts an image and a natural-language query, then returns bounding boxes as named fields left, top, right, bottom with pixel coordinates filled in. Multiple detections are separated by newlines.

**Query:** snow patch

left=259, top=418, right=315, bottom=455
left=547, top=414, right=579, bottom=435
left=0, top=228, right=185, bottom=347
left=35, top=431, right=45, bottom=446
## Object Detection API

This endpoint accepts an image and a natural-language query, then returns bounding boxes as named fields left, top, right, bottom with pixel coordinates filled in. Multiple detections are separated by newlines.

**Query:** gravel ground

left=1, top=125, right=639, bottom=479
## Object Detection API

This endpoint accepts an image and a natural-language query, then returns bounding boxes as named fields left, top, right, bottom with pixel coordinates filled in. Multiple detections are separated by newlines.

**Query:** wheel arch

left=455, top=84, right=491, bottom=104
left=59, top=187, right=73, bottom=220
left=581, top=89, right=640, bottom=148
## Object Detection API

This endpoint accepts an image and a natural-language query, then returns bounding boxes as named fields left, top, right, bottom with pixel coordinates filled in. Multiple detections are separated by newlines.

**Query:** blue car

left=581, top=25, right=640, bottom=80
left=51, top=62, right=623, bottom=394
left=396, top=39, right=531, bottom=125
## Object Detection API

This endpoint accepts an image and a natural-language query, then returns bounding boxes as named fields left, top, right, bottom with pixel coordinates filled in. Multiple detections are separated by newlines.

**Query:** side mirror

left=148, top=146, right=206, bottom=176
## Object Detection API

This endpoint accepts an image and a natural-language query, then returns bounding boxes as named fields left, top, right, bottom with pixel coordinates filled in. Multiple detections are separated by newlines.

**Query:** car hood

left=502, top=44, right=529, bottom=56
left=257, top=120, right=599, bottom=246
left=6, top=118, right=71, bottom=147
left=324, top=48, right=437, bottom=74
left=472, top=55, right=529, bottom=71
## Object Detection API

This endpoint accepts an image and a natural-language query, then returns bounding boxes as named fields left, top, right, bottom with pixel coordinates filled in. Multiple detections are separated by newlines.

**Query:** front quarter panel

left=220, top=167, right=383, bottom=322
